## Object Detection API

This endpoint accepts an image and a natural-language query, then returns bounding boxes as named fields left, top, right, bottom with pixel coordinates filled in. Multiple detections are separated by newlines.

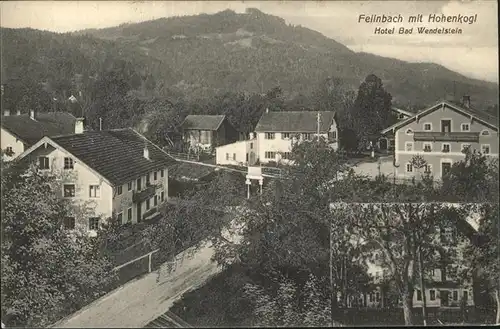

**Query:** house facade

left=215, top=137, right=259, bottom=166
left=254, top=110, right=339, bottom=165
left=181, top=115, right=238, bottom=151
left=16, top=128, right=176, bottom=234
left=1, top=110, right=78, bottom=161
left=381, top=98, right=498, bottom=180
left=380, top=107, right=416, bottom=151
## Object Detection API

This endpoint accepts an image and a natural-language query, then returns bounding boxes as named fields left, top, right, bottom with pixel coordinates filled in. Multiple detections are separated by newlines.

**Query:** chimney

left=30, top=109, right=37, bottom=121
left=462, top=95, right=471, bottom=108
left=249, top=132, right=255, bottom=140
left=143, top=144, right=150, bottom=160
left=3, top=110, right=10, bottom=116
left=74, top=118, right=84, bottom=134
left=16, top=109, right=21, bottom=116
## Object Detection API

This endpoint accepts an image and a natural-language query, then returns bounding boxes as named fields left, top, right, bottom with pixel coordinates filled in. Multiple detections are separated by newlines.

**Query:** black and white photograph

left=0, top=0, right=498, bottom=327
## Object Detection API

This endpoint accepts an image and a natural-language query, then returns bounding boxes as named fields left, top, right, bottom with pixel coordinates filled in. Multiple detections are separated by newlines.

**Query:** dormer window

left=406, top=129, right=413, bottom=135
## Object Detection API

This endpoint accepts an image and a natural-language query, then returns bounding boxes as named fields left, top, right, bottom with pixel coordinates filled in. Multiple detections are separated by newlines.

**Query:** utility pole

left=317, top=112, right=321, bottom=142
left=330, top=224, right=337, bottom=327
left=418, top=247, right=428, bottom=326
left=99, top=117, right=102, bottom=131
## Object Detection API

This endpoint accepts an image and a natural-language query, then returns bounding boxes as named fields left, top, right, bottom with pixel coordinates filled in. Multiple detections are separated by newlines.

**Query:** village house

left=180, top=114, right=238, bottom=151
left=338, top=203, right=480, bottom=311
left=1, top=109, right=78, bottom=161
left=15, top=125, right=176, bottom=234
left=216, top=110, right=338, bottom=166
left=380, top=107, right=416, bottom=151
left=380, top=96, right=498, bottom=180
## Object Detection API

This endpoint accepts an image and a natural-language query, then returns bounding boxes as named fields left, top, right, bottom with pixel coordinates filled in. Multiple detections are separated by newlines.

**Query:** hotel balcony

left=413, top=131, right=480, bottom=143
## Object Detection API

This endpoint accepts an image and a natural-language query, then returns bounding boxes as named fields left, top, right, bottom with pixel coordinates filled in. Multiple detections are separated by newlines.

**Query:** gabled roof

left=381, top=101, right=498, bottom=135
left=1, top=112, right=78, bottom=146
left=181, top=115, right=226, bottom=131
left=17, top=128, right=177, bottom=187
left=255, top=111, right=336, bottom=133
left=391, top=107, right=414, bottom=117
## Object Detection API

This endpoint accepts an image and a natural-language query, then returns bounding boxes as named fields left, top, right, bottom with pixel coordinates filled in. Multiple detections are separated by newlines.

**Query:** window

left=481, top=130, right=490, bottom=136
left=250, top=143, right=253, bottom=149
left=265, top=132, right=275, bottom=139
left=430, top=290, right=436, bottom=301
left=233, top=153, right=236, bottom=161
left=462, top=144, right=471, bottom=152
left=128, top=182, right=133, bottom=191
left=64, top=157, right=74, bottom=169
left=463, top=290, right=468, bottom=301
left=146, top=173, right=150, bottom=184
left=39, top=156, right=50, bottom=169
left=154, top=195, right=158, bottom=206
left=424, top=164, right=432, bottom=174
left=154, top=171, right=157, bottom=181
left=117, top=186, right=123, bottom=195
left=89, top=185, right=100, bottom=198
left=423, top=142, right=432, bottom=152
left=282, top=132, right=290, bottom=139
left=329, top=131, right=337, bottom=140
left=161, top=191, right=165, bottom=202
left=453, top=290, right=458, bottom=301
left=417, top=289, right=422, bottom=301
left=137, top=178, right=142, bottom=191
left=161, top=169, right=164, bottom=178
left=405, top=142, right=413, bottom=151
left=127, top=208, right=132, bottom=223
left=369, top=293, right=373, bottom=302
left=376, top=292, right=380, bottom=301
left=406, top=163, right=413, bottom=173
left=117, top=212, right=123, bottom=224
left=63, top=217, right=75, bottom=230
left=146, top=199, right=150, bottom=210
left=406, top=129, right=413, bottom=135
left=64, top=184, right=76, bottom=198
left=481, top=144, right=490, bottom=154
left=461, top=123, right=470, bottom=131
left=226, top=153, right=230, bottom=160
left=265, top=151, right=276, bottom=159
left=6, top=146, right=13, bottom=154
left=431, top=269, right=436, bottom=276
left=442, top=143, right=451, bottom=153
left=302, top=133, right=312, bottom=141
left=89, top=217, right=99, bottom=230
left=282, top=152, right=292, bottom=160
left=246, top=153, right=249, bottom=162
left=423, top=123, right=432, bottom=131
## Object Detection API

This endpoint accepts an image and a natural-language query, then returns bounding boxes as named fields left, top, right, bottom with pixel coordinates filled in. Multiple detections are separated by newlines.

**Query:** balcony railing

left=132, top=184, right=156, bottom=203
left=413, top=131, right=480, bottom=142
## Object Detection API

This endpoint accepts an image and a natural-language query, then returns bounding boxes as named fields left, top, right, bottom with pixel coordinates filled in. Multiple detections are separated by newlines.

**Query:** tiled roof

left=1, top=112, right=78, bottom=146
left=181, top=115, right=226, bottom=131
left=50, top=128, right=177, bottom=186
left=255, top=111, right=336, bottom=133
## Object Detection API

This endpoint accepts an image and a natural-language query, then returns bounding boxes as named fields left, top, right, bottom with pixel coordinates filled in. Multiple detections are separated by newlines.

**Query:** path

left=352, top=155, right=395, bottom=178
left=53, top=241, right=221, bottom=328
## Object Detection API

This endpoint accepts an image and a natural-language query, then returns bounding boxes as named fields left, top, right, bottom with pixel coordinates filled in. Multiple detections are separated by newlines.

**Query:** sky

left=1, top=0, right=498, bottom=83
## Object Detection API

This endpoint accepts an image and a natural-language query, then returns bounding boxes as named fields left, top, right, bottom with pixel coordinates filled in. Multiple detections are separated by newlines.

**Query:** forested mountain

left=1, top=8, right=498, bottom=139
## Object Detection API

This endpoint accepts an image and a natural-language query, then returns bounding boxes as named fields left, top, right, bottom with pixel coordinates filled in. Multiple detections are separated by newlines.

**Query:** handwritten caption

left=358, top=14, right=478, bottom=35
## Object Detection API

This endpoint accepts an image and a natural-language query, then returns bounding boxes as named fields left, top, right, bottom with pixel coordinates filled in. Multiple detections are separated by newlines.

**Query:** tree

left=441, top=149, right=499, bottom=203
left=0, top=167, right=116, bottom=327
left=464, top=203, right=500, bottom=324
left=337, top=203, right=471, bottom=325
left=350, top=74, right=392, bottom=149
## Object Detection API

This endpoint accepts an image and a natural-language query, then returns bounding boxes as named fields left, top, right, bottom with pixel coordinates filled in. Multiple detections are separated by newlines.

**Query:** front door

left=440, top=290, right=450, bottom=306
left=137, top=202, right=142, bottom=223
left=441, top=120, right=451, bottom=133
left=441, top=162, right=452, bottom=177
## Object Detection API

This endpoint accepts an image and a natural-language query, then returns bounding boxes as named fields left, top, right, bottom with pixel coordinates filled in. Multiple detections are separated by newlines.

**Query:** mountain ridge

left=1, top=8, right=498, bottom=113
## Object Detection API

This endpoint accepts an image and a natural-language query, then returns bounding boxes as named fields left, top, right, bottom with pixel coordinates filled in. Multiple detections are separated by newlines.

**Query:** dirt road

left=53, top=241, right=221, bottom=328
